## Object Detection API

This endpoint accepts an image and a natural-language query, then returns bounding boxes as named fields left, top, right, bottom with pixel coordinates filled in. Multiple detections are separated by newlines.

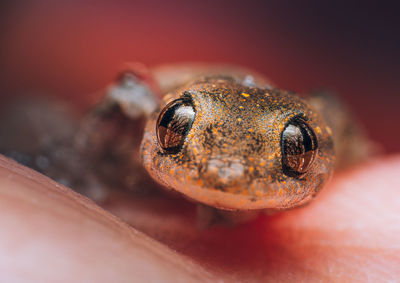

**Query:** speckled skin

left=141, top=74, right=335, bottom=211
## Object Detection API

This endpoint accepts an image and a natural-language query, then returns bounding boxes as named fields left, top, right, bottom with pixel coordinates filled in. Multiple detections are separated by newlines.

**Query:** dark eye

left=156, top=97, right=195, bottom=153
left=281, top=117, right=318, bottom=177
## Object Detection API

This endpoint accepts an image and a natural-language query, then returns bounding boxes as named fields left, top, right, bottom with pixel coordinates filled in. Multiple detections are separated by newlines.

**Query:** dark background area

left=0, top=1, right=399, bottom=152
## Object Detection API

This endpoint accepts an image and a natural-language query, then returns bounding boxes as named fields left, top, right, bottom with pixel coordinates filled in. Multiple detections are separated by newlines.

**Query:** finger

left=2, top=151, right=399, bottom=282
left=0, top=155, right=216, bottom=282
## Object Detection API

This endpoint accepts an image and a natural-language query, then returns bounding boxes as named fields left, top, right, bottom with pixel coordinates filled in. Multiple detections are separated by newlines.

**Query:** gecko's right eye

left=156, top=97, right=195, bottom=153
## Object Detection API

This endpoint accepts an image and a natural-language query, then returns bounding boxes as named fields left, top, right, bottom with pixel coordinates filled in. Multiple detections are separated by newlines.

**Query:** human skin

left=0, top=153, right=399, bottom=282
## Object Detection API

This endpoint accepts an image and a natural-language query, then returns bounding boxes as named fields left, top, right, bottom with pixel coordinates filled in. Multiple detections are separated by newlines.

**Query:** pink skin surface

left=0, top=153, right=399, bottom=282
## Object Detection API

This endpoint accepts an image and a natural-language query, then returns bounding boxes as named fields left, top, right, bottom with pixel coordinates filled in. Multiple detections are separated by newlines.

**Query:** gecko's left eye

left=156, top=97, right=195, bottom=153
left=281, top=117, right=318, bottom=177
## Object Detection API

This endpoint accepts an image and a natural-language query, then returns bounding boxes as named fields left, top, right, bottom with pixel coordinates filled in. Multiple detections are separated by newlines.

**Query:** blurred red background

left=0, top=0, right=399, bottom=152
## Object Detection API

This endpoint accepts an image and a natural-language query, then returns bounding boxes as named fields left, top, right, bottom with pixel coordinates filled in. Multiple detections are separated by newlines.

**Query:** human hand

left=0, top=154, right=399, bottom=282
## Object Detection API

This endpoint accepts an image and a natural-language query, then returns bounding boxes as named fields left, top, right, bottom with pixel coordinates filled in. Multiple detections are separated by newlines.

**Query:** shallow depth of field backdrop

left=0, top=1, right=399, bottom=152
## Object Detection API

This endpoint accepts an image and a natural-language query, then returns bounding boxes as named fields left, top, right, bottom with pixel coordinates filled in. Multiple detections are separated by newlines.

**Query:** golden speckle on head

left=237, top=118, right=242, bottom=122
left=326, top=126, right=332, bottom=135
left=249, top=166, right=254, bottom=173
left=241, top=92, right=250, bottom=97
left=239, top=105, right=244, bottom=109
left=259, top=161, right=266, bottom=166
left=315, top=126, right=322, bottom=134
left=248, top=128, right=254, bottom=133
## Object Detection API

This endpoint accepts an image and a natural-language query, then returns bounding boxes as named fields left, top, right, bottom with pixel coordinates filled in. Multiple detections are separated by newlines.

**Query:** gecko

left=0, top=64, right=370, bottom=226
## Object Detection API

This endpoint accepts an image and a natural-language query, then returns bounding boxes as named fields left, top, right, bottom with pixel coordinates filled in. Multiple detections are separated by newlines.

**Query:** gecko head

left=140, top=75, right=335, bottom=210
